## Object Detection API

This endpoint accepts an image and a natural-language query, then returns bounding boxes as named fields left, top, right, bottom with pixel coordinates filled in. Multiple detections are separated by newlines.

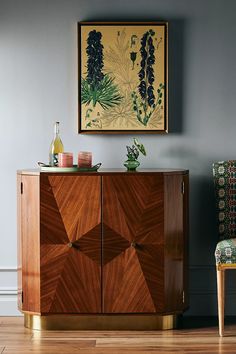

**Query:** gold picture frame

left=78, top=22, right=168, bottom=134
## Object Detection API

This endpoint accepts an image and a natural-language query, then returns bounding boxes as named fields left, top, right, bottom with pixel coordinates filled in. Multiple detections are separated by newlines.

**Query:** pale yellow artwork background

left=81, top=25, right=166, bottom=130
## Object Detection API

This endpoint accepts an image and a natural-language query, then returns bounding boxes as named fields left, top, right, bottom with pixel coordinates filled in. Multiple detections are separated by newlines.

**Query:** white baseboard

left=0, top=267, right=21, bottom=316
left=1, top=265, right=236, bottom=316
left=0, top=295, right=21, bottom=316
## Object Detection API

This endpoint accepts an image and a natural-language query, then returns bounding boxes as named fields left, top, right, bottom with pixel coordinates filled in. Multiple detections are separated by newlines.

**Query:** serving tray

left=38, top=162, right=102, bottom=172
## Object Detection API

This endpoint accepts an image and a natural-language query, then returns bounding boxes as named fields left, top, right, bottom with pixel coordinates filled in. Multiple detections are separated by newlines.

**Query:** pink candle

left=78, top=151, right=92, bottom=168
left=58, top=152, right=73, bottom=167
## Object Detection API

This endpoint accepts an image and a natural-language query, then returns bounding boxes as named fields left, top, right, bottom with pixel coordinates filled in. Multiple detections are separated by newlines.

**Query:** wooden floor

left=1, top=317, right=236, bottom=353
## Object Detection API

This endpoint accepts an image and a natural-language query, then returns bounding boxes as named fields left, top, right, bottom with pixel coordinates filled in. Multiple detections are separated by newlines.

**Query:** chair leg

left=216, top=267, right=225, bottom=336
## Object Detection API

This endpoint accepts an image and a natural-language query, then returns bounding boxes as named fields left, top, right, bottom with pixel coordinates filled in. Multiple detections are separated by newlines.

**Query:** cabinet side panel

left=21, top=175, right=40, bottom=313
left=17, top=174, right=22, bottom=311
left=164, top=174, right=187, bottom=312
left=183, top=174, right=189, bottom=309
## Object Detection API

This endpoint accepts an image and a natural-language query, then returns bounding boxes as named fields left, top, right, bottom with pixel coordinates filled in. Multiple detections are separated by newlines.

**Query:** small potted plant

left=124, top=138, right=146, bottom=171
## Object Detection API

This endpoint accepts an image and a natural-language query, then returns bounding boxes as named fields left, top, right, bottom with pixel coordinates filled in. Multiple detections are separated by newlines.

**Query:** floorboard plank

left=1, top=317, right=236, bottom=353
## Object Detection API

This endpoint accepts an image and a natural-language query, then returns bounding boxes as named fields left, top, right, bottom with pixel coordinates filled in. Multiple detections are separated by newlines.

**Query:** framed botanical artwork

left=78, top=22, right=168, bottom=134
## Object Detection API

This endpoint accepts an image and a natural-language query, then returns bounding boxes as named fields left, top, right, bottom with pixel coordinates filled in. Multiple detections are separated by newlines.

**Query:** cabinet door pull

left=67, top=242, right=80, bottom=250
left=131, top=241, right=140, bottom=249
left=181, top=181, right=185, bottom=194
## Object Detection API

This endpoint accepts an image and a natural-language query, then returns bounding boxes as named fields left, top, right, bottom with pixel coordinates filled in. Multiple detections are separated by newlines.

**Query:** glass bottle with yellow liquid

left=49, top=122, right=64, bottom=166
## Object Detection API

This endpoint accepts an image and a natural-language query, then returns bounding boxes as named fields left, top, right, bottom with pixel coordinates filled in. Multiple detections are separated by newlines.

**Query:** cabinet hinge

left=182, top=290, right=185, bottom=303
left=21, top=291, right=24, bottom=304
left=20, top=182, right=23, bottom=194
left=181, top=181, right=185, bottom=194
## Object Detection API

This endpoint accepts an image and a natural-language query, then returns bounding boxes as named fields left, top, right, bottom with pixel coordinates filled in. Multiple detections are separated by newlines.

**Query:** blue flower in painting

left=86, top=30, right=104, bottom=90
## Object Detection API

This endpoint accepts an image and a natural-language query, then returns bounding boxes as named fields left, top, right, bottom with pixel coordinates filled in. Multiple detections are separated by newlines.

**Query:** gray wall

left=1, top=0, right=236, bottom=316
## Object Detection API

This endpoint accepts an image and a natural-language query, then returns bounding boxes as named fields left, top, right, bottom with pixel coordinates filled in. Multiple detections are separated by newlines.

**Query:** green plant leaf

left=133, top=138, right=147, bottom=156
left=81, top=74, right=123, bottom=110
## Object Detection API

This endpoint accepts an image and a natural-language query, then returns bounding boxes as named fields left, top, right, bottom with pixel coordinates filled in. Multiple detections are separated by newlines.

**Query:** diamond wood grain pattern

left=40, top=175, right=101, bottom=314
left=102, top=224, right=130, bottom=265
left=102, top=175, right=164, bottom=313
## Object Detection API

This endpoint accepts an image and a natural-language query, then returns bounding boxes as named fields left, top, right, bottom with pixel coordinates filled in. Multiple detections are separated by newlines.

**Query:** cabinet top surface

left=17, top=168, right=189, bottom=176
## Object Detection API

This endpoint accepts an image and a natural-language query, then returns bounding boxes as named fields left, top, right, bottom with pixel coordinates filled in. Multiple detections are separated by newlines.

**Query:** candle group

left=78, top=151, right=92, bottom=168
left=58, top=152, right=73, bottom=167
left=58, top=151, right=92, bottom=168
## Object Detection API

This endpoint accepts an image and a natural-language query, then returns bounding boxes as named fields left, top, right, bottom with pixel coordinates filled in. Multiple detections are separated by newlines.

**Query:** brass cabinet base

left=24, top=314, right=177, bottom=330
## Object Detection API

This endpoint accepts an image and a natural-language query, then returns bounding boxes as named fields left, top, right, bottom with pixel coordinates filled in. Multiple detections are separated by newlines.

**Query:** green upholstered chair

left=213, top=161, right=236, bottom=336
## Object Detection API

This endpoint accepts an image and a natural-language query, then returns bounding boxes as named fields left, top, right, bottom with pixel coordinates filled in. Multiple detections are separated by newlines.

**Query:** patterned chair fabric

left=215, top=238, right=236, bottom=264
left=213, top=161, right=236, bottom=264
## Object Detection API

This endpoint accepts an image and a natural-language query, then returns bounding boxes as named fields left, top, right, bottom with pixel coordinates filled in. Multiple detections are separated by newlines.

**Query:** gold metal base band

left=24, top=313, right=177, bottom=331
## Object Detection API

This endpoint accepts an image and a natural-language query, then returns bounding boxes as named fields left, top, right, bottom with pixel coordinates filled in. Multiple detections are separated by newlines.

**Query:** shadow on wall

left=168, top=19, right=185, bottom=133
left=187, top=170, right=236, bottom=315
left=186, top=174, right=219, bottom=316
left=189, top=173, right=218, bottom=263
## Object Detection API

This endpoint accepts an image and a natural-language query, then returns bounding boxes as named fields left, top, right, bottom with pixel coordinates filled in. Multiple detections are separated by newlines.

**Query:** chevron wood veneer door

left=102, top=175, right=164, bottom=313
left=40, top=175, right=101, bottom=314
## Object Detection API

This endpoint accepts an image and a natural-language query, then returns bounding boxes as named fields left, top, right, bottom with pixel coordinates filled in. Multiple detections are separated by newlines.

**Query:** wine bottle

left=49, top=122, right=64, bottom=166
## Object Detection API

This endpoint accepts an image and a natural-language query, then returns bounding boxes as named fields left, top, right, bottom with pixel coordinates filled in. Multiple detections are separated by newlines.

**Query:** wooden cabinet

left=17, top=169, right=189, bottom=330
